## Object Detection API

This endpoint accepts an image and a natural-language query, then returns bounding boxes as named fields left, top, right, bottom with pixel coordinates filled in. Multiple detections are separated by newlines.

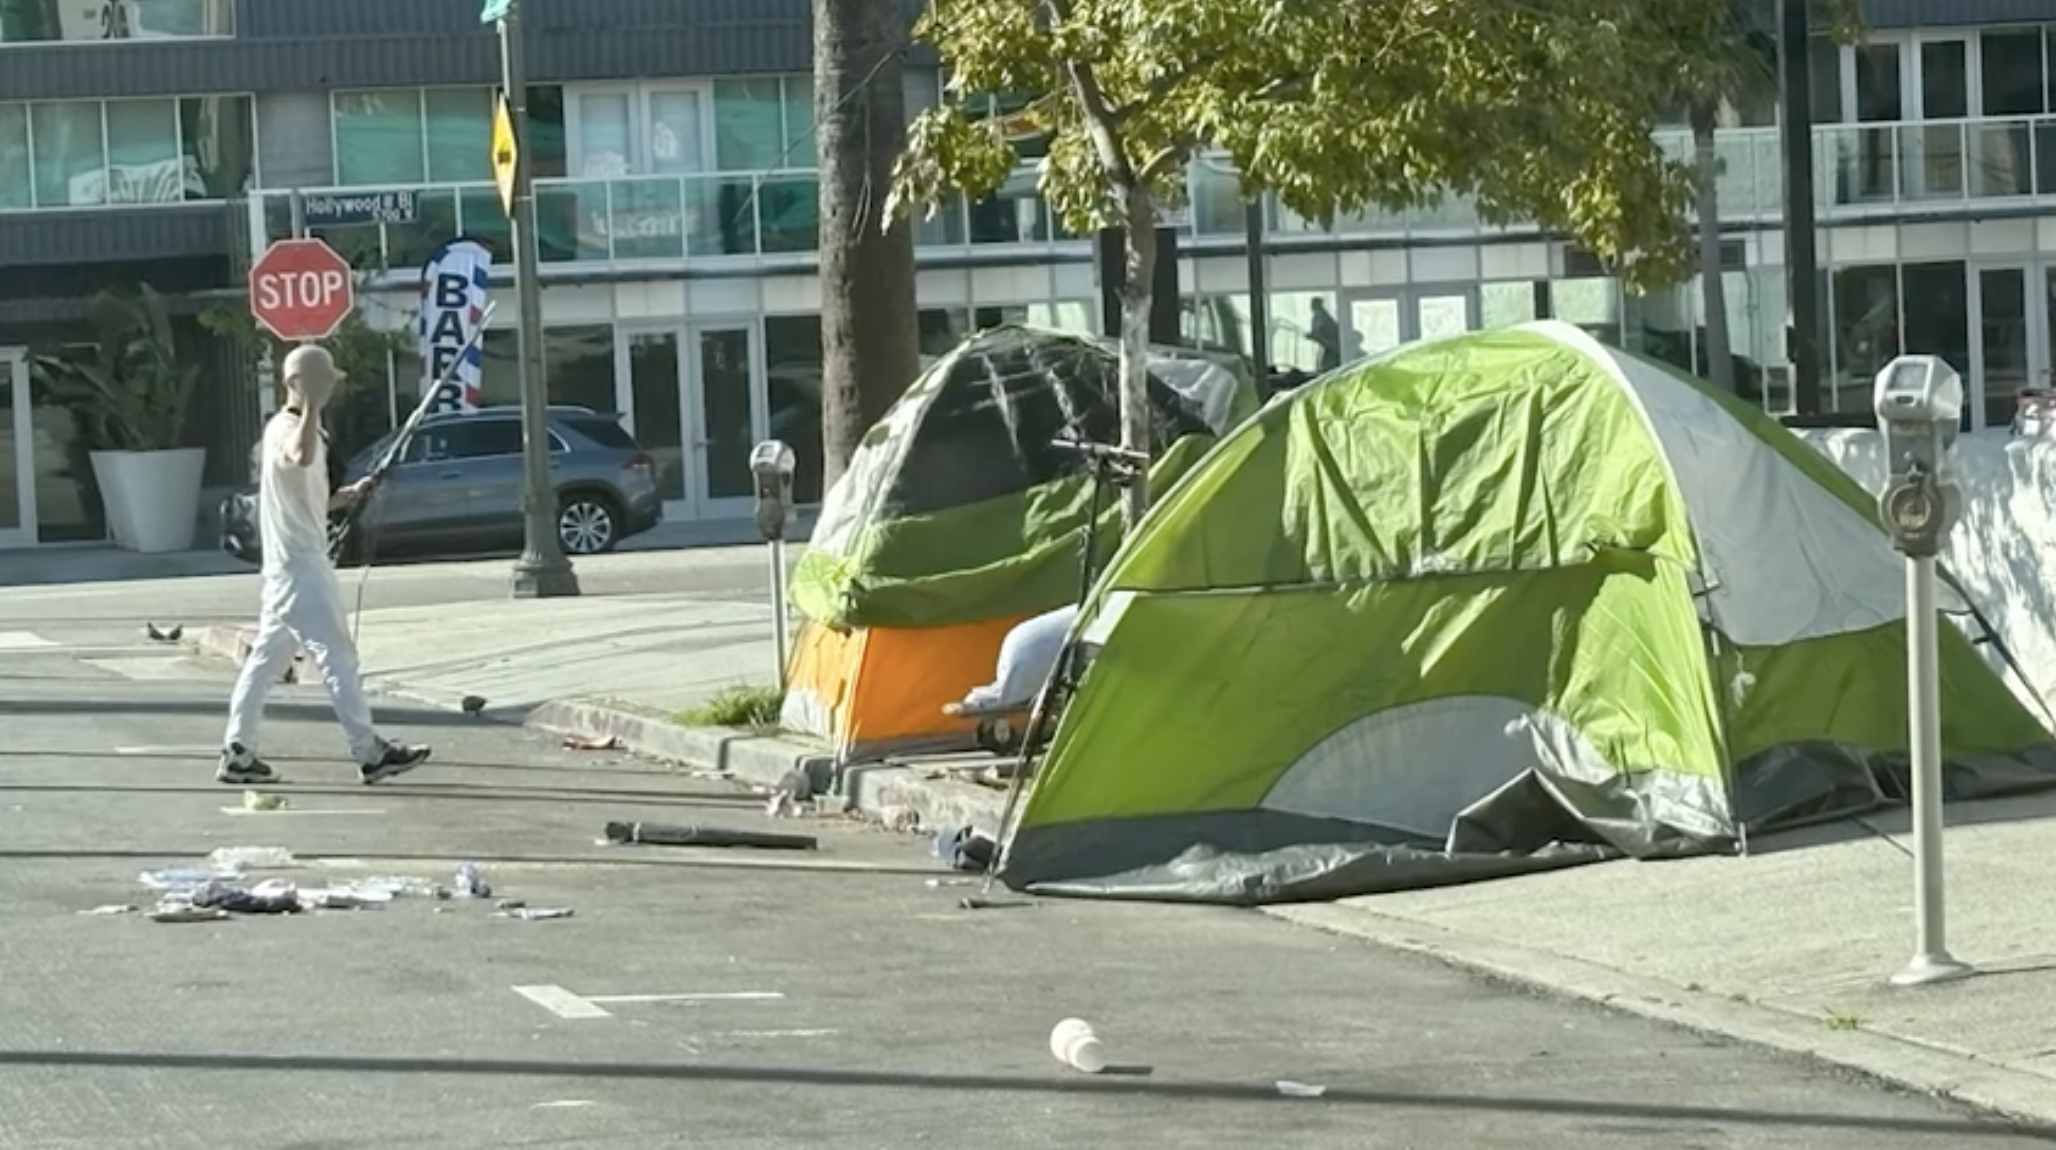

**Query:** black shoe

left=217, top=743, right=281, bottom=785
left=359, top=740, right=431, bottom=785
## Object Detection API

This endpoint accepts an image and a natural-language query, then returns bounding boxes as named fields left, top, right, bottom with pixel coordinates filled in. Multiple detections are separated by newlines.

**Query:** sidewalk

left=182, top=590, right=2056, bottom=1126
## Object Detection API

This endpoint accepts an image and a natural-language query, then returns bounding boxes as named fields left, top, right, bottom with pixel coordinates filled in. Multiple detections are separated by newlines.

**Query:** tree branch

left=1041, top=0, right=1134, bottom=184
left=1106, top=50, right=1233, bottom=123
left=1137, top=138, right=1197, bottom=186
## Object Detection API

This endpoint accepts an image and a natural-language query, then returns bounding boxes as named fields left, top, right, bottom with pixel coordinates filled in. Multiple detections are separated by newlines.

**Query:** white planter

left=89, top=447, right=207, bottom=554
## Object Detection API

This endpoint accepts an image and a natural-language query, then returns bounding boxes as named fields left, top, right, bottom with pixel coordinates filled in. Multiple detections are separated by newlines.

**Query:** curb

left=1264, top=903, right=2056, bottom=1128
left=185, top=625, right=313, bottom=684
left=521, top=700, right=1010, bottom=832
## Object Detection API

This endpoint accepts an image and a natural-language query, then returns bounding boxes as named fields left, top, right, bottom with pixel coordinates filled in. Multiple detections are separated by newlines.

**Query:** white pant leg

left=223, top=581, right=300, bottom=754
left=275, top=565, right=383, bottom=764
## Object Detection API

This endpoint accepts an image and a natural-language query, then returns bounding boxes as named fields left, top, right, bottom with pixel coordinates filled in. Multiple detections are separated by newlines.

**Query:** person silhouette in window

left=1308, top=297, right=1342, bottom=372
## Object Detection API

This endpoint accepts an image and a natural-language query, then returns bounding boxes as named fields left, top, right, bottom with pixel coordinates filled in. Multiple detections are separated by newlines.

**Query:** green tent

left=789, top=324, right=1259, bottom=631
left=998, top=320, right=2056, bottom=905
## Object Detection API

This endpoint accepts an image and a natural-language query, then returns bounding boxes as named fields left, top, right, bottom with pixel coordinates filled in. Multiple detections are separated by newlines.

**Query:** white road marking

left=512, top=985, right=784, bottom=1020
left=115, top=745, right=219, bottom=756
left=219, top=807, right=387, bottom=817
left=532, top=1100, right=597, bottom=1109
left=0, top=631, right=55, bottom=649
left=513, top=985, right=613, bottom=1019
left=715, top=1028, right=838, bottom=1039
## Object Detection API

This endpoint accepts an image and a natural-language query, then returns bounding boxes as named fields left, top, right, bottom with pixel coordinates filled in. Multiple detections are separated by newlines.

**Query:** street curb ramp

left=1265, top=904, right=2056, bottom=1129
left=522, top=700, right=1009, bottom=834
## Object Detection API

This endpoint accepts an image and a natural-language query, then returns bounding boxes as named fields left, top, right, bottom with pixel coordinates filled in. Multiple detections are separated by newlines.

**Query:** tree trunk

left=1691, top=101, right=1736, bottom=393
left=812, top=0, right=921, bottom=486
left=1115, top=185, right=1157, bottom=534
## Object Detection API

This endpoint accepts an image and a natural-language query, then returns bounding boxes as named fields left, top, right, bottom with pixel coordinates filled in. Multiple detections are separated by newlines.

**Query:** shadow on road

left=0, top=1048, right=2046, bottom=1139
left=0, top=848, right=938, bottom=878
left=0, top=781, right=760, bottom=808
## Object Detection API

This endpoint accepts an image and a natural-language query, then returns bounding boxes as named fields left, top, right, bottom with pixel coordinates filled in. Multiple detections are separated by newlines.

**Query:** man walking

left=218, top=345, right=431, bottom=786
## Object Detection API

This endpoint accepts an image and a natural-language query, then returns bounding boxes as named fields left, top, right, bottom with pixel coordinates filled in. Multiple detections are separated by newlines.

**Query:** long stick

left=331, top=300, right=498, bottom=558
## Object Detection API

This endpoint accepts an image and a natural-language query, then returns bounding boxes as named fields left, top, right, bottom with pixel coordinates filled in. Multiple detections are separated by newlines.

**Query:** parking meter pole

left=500, top=0, right=579, bottom=599
left=769, top=538, right=790, bottom=690
left=1894, top=551, right=1972, bottom=986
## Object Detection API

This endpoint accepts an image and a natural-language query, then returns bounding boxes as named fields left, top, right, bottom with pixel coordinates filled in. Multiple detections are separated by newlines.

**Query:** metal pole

left=1777, top=0, right=1824, bottom=416
left=769, top=538, right=790, bottom=689
left=289, top=188, right=307, bottom=240
left=1891, top=553, right=1972, bottom=986
left=500, top=0, right=579, bottom=598
left=1243, top=200, right=1270, bottom=379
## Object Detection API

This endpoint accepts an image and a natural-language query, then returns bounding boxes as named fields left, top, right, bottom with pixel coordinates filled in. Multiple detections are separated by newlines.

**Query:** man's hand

left=329, top=478, right=371, bottom=512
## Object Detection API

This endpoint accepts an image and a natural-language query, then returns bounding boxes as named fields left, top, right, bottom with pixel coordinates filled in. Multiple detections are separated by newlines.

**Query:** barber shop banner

left=416, top=238, right=493, bottom=415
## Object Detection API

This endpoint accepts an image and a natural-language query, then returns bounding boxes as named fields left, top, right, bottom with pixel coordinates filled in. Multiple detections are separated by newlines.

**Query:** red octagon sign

left=249, top=238, right=355, bottom=342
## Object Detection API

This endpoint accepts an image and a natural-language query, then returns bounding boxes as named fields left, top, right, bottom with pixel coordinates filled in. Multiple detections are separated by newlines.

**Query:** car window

left=567, top=416, right=638, bottom=451
left=404, top=419, right=525, bottom=463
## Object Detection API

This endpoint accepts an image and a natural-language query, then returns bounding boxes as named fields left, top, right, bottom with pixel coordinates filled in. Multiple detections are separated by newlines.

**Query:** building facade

left=2, top=0, right=2054, bottom=547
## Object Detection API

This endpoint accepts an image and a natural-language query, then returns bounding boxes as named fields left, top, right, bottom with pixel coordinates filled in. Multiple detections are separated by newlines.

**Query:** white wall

left=1801, top=428, right=2056, bottom=724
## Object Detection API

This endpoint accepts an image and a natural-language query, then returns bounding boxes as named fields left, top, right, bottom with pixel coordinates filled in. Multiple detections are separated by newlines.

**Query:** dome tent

left=782, top=324, right=1258, bottom=763
left=996, top=321, right=2056, bottom=905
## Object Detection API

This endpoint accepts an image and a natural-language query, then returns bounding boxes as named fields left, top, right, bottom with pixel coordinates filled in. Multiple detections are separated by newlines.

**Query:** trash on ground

left=685, top=768, right=732, bottom=780
left=933, top=825, right=996, bottom=872
left=959, top=896, right=1032, bottom=911
left=139, top=867, right=231, bottom=892
left=603, top=820, right=818, bottom=851
left=1274, top=1080, right=1328, bottom=1099
left=764, top=769, right=811, bottom=818
left=1050, top=1018, right=1107, bottom=1074
left=144, top=622, right=184, bottom=643
left=454, top=861, right=492, bottom=898
left=873, top=805, right=921, bottom=833
left=495, top=898, right=526, bottom=911
left=496, top=906, right=574, bottom=921
left=192, top=878, right=301, bottom=915
left=562, top=734, right=619, bottom=751
left=924, top=877, right=976, bottom=888
left=206, top=845, right=297, bottom=870
left=80, top=904, right=137, bottom=916
left=150, top=907, right=229, bottom=923
left=242, top=790, right=287, bottom=812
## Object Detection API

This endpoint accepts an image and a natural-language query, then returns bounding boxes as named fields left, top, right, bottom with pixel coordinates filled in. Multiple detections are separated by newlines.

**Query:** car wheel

left=558, top=493, right=619, bottom=555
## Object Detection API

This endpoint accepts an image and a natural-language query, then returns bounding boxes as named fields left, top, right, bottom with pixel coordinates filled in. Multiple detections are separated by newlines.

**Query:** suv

left=221, top=405, right=663, bottom=565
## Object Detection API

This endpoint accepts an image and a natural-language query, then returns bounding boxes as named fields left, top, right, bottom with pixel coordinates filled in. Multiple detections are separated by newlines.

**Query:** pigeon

left=145, top=623, right=183, bottom=643
left=460, top=695, right=488, bottom=716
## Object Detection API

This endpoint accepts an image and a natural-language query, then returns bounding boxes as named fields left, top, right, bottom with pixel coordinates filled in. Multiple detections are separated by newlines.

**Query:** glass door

left=687, top=324, right=764, bottom=520
left=0, top=349, right=32, bottom=548
left=1970, top=264, right=2050, bottom=431
left=1340, top=291, right=1405, bottom=362
left=620, top=327, right=689, bottom=517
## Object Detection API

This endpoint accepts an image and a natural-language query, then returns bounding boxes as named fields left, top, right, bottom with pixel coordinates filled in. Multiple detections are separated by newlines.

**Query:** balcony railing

left=240, top=113, right=2056, bottom=274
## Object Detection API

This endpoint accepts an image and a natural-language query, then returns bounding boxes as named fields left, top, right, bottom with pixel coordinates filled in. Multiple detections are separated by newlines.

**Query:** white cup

left=1049, top=1017, right=1107, bottom=1074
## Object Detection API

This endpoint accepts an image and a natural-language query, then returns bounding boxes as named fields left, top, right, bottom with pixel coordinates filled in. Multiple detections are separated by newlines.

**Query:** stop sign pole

left=249, top=238, right=355, bottom=343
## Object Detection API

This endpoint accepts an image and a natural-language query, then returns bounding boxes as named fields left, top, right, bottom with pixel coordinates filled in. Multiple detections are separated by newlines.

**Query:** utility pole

left=489, top=0, right=579, bottom=598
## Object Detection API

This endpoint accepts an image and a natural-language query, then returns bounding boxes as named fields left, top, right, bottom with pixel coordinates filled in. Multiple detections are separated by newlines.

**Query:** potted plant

left=33, top=283, right=204, bottom=553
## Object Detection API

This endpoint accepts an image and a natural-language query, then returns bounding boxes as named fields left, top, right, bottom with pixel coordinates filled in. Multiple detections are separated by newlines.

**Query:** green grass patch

left=674, top=683, right=785, bottom=730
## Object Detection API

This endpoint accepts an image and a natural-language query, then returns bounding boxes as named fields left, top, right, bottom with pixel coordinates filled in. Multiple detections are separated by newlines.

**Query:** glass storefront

left=0, top=0, right=233, bottom=43
left=0, top=94, right=252, bottom=209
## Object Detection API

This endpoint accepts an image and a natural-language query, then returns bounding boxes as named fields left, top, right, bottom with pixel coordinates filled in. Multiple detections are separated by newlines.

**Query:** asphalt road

left=2, top=610, right=2055, bottom=1148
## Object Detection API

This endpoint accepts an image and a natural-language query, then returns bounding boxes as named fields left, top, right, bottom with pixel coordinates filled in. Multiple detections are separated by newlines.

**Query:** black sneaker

left=217, top=743, right=281, bottom=786
left=359, top=740, right=431, bottom=785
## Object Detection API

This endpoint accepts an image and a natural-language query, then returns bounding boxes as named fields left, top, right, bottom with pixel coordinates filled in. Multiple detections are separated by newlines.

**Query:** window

left=568, top=416, right=639, bottom=451
left=0, top=0, right=233, bottom=44
left=334, top=90, right=428, bottom=185
left=179, top=94, right=255, bottom=199
left=713, top=75, right=812, bottom=171
left=30, top=101, right=107, bottom=207
left=0, top=103, right=28, bottom=208
left=103, top=98, right=183, bottom=204
left=1981, top=29, right=2045, bottom=115
left=425, top=88, right=494, bottom=183
left=408, top=419, right=526, bottom=462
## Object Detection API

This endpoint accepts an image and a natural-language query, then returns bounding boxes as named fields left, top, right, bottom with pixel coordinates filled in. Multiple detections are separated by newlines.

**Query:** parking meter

left=1874, top=355, right=1964, bottom=560
left=749, top=439, right=797, bottom=543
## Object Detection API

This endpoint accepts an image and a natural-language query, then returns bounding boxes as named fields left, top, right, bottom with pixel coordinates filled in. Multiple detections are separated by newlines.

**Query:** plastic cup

left=1049, top=1018, right=1107, bottom=1074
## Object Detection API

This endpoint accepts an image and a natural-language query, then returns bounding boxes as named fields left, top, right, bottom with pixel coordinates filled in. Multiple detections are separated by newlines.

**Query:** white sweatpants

left=224, top=563, right=381, bottom=763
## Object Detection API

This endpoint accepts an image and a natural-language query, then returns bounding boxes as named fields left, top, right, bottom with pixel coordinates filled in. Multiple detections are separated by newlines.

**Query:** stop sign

left=249, top=238, right=355, bottom=341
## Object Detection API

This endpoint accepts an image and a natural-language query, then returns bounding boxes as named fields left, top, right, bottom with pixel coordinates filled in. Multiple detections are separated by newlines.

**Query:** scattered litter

left=874, top=805, right=921, bottom=833
left=763, top=769, right=812, bottom=819
left=497, top=906, right=574, bottom=921
left=924, top=877, right=976, bottom=889
left=532, top=1100, right=596, bottom=1110
left=140, top=867, right=230, bottom=892
left=300, top=887, right=387, bottom=911
left=206, top=846, right=297, bottom=870
left=933, top=826, right=996, bottom=872
left=1275, top=1080, right=1327, bottom=1099
left=192, top=878, right=301, bottom=915
left=242, top=791, right=287, bottom=812
left=350, top=875, right=448, bottom=900
left=495, top=898, right=526, bottom=911
left=1050, top=1018, right=1107, bottom=1074
left=454, top=862, right=492, bottom=898
left=959, top=896, right=1032, bottom=911
left=144, top=622, right=183, bottom=643
left=685, top=768, right=732, bottom=780
left=461, top=695, right=489, bottom=715
left=150, top=907, right=229, bottom=923
left=562, top=734, right=619, bottom=751
left=79, top=904, right=137, bottom=916
left=603, top=821, right=818, bottom=852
